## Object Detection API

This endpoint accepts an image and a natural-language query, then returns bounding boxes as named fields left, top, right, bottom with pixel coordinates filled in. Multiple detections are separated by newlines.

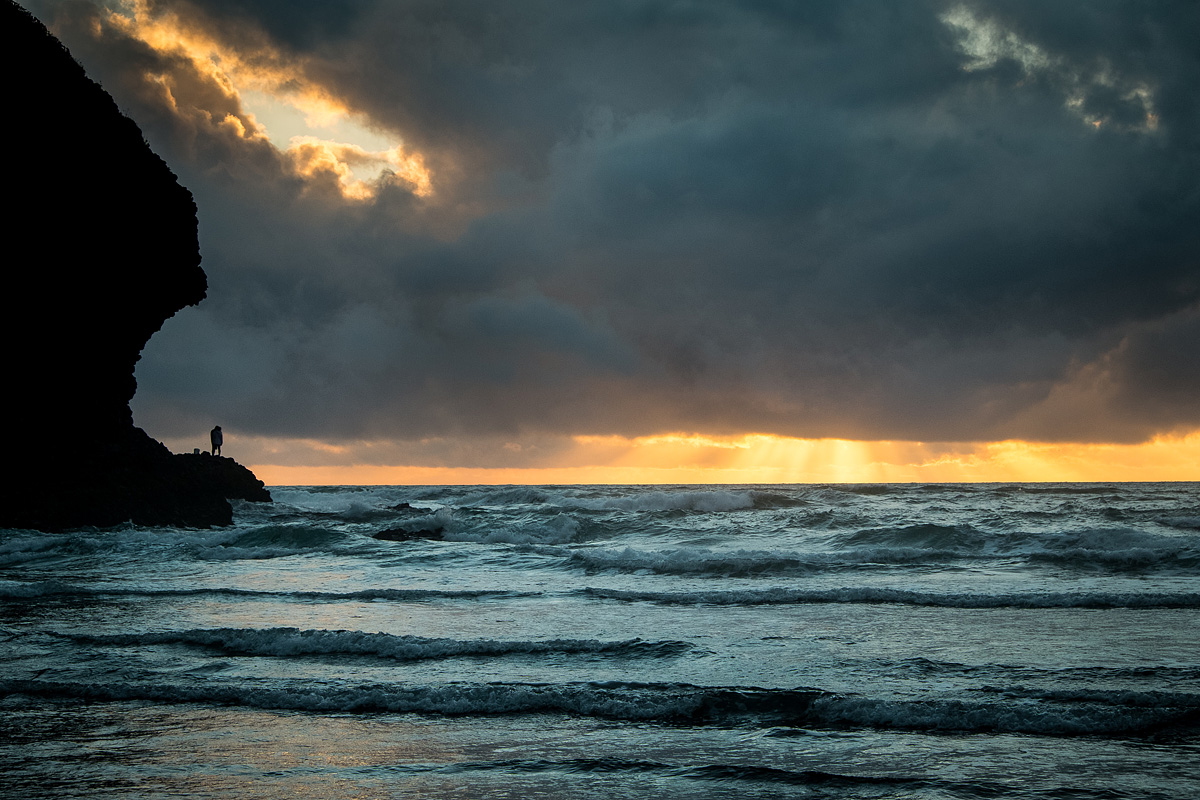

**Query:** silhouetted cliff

left=1, top=2, right=270, bottom=531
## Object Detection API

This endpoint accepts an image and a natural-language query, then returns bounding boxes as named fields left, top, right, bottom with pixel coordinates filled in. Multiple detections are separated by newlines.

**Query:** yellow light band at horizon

left=239, top=431, right=1200, bottom=485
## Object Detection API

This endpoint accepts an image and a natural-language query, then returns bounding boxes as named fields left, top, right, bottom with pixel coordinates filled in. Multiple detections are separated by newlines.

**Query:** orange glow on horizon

left=242, top=430, right=1200, bottom=485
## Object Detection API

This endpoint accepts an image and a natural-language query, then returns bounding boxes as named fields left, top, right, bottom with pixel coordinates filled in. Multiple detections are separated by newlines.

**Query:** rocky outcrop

left=14, top=435, right=272, bottom=531
left=1, top=2, right=270, bottom=532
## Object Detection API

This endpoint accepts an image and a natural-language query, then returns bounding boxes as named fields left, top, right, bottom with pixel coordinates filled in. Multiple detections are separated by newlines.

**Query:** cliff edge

left=1, top=1, right=270, bottom=531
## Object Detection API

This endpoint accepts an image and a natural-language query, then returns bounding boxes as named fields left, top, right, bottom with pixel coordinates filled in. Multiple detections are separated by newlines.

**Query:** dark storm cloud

left=23, top=0, right=1200, bottom=444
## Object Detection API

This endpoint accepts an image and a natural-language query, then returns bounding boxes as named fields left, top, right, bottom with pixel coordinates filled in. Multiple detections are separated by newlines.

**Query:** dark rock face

left=0, top=2, right=270, bottom=532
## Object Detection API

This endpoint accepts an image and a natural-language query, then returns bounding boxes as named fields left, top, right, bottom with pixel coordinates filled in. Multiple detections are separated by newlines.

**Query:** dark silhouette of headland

left=1, top=2, right=270, bottom=531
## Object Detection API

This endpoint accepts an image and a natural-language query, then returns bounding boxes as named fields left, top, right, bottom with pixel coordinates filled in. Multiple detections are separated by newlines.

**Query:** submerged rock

left=373, top=527, right=445, bottom=542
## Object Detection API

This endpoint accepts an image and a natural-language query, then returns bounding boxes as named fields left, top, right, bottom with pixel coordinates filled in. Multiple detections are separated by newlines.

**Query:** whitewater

left=2, top=483, right=1198, bottom=798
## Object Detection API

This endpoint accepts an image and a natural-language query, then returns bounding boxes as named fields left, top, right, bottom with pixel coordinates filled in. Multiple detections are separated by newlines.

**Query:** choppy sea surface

left=2, top=482, right=1199, bottom=799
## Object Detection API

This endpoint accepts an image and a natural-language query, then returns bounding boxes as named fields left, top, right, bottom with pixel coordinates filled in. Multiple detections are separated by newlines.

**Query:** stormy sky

left=20, top=0, right=1200, bottom=474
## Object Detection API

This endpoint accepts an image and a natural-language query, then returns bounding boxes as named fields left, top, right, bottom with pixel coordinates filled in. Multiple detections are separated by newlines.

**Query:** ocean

left=2, top=483, right=1198, bottom=799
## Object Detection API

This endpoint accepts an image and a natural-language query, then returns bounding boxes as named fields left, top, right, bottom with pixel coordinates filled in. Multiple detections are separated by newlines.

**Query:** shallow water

left=2, top=483, right=1198, bottom=798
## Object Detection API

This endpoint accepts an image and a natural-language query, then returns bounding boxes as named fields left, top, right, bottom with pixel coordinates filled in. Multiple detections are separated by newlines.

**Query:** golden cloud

left=287, top=137, right=432, bottom=199
left=106, top=0, right=432, bottom=201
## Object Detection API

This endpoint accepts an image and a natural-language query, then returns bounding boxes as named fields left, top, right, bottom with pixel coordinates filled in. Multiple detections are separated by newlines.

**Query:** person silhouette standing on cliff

left=210, top=425, right=223, bottom=456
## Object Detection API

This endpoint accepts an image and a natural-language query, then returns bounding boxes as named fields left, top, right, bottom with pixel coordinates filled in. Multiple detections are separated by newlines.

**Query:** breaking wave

left=54, top=627, right=692, bottom=661
left=4, top=678, right=1196, bottom=736
left=580, top=586, right=1200, bottom=608
left=0, top=580, right=538, bottom=602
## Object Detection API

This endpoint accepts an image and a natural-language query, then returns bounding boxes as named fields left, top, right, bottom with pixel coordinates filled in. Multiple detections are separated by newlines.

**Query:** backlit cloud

left=941, top=4, right=1159, bottom=132
left=97, top=0, right=432, bottom=200
left=287, top=137, right=431, bottom=200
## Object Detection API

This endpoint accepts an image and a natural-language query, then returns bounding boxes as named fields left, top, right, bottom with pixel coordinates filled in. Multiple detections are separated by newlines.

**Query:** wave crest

left=6, top=678, right=1196, bottom=736
left=56, top=627, right=692, bottom=661
left=581, top=586, right=1200, bottom=609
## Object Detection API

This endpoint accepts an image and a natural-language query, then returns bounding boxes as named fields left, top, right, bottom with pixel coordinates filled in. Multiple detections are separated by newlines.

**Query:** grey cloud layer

left=28, top=0, right=1200, bottom=443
